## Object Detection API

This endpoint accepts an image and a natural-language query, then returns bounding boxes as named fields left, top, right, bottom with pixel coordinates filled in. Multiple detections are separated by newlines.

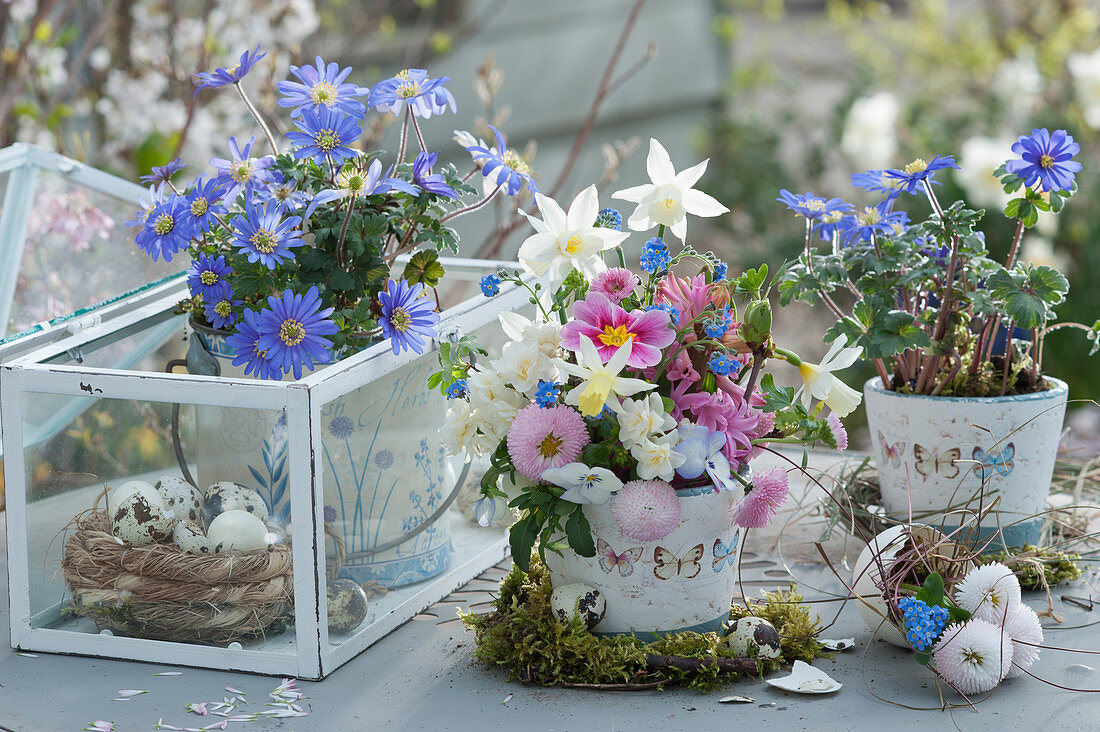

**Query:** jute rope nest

left=61, top=511, right=293, bottom=645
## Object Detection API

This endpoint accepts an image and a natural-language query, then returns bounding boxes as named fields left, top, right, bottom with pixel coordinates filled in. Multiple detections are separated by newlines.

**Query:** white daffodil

left=517, top=185, right=629, bottom=287
left=795, top=335, right=864, bottom=417
left=615, top=393, right=676, bottom=450
left=631, top=430, right=685, bottom=482
left=499, top=311, right=561, bottom=358
left=440, top=399, right=480, bottom=458
left=491, top=339, right=558, bottom=395
left=557, top=336, right=656, bottom=417
left=611, top=138, right=729, bottom=242
left=541, top=462, right=623, bottom=505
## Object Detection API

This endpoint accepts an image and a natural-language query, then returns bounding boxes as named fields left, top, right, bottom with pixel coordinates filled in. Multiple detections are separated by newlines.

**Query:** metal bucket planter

left=864, top=377, right=1069, bottom=547
left=544, top=482, right=744, bottom=639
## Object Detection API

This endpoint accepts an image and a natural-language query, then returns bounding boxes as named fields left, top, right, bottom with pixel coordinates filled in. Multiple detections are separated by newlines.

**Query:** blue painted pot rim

left=863, top=376, right=1067, bottom=404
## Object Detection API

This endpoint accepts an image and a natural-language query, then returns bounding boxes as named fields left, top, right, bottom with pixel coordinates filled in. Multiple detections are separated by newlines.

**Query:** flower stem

left=441, top=183, right=504, bottom=223
left=1005, top=217, right=1026, bottom=269
left=397, top=107, right=410, bottom=164
left=410, top=112, right=428, bottom=153
left=336, top=195, right=357, bottom=267
left=235, top=82, right=279, bottom=156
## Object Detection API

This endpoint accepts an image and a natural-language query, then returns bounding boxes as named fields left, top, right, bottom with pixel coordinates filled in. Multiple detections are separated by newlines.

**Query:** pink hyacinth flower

left=656, top=272, right=711, bottom=324
left=560, top=291, right=674, bottom=369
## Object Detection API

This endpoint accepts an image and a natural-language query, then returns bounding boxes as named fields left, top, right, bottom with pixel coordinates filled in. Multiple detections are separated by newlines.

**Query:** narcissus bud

left=739, top=299, right=773, bottom=345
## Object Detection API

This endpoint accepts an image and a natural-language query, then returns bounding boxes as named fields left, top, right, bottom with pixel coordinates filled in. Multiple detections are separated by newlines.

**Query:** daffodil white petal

left=611, top=183, right=652, bottom=203
left=567, top=185, right=600, bottom=230
left=646, top=138, right=676, bottom=184
left=825, top=378, right=863, bottom=417
left=535, top=192, right=568, bottom=232
left=682, top=188, right=730, bottom=218
left=674, top=158, right=709, bottom=189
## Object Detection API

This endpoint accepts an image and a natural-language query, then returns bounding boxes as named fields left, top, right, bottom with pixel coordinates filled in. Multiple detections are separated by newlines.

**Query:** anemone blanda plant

left=431, top=139, right=864, bottom=569
left=128, top=50, right=539, bottom=378
left=776, top=128, right=1100, bottom=397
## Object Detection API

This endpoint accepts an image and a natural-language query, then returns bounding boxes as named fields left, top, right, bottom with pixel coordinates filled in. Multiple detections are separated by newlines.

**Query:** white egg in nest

left=206, top=510, right=270, bottom=554
left=203, top=481, right=269, bottom=526
left=722, top=616, right=782, bottom=660
left=327, top=579, right=369, bottom=634
left=172, top=521, right=217, bottom=555
left=111, top=491, right=176, bottom=547
left=155, top=476, right=204, bottom=527
left=106, top=480, right=161, bottom=516
left=550, top=583, right=606, bottom=629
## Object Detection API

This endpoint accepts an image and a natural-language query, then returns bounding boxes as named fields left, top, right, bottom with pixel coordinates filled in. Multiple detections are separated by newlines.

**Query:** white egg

left=722, top=616, right=782, bottom=660
left=327, top=578, right=369, bottom=634
left=550, top=583, right=606, bottom=629
left=206, top=510, right=270, bottom=554
left=106, top=480, right=164, bottom=516
left=111, top=491, right=176, bottom=547
left=172, top=521, right=217, bottom=555
left=203, top=481, right=269, bottom=526
left=155, top=476, right=204, bottom=527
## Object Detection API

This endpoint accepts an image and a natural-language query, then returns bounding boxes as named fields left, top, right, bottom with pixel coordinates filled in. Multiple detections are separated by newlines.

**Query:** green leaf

left=914, top=572, right=945, bottom=607
left=403, top=249, right=446, bottom=288
left=913, top=651, right=932, bottom=666
left=509, top=516, right=539, bottom=571
left=565, top=508, right=596, bottom=557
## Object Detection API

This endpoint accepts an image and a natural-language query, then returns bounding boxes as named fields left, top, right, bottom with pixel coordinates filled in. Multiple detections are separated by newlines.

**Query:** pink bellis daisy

left=731, top=467, right=789, bottom=528
left=826, top=412, right=848, bottom=451
left=560, top=291, right=674, bottom=369
left=954, top=563, right=1022, bottom=624
left=506, top=404, right=589, bottom=482
left=590, top=267, right=639, bottom=304
left=1002, top=603, right=1043, bottom=679
left=611, top=479, right=681, bottom=541
left=932, top=619, right=1013, bottom=695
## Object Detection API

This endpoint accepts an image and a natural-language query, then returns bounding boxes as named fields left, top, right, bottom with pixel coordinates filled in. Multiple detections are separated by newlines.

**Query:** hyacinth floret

left=594, top=207, right=623, bottom=230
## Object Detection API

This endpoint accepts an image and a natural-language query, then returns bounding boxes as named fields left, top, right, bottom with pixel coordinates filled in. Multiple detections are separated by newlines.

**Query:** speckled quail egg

left=550, top=583, right=606, bottom=630
left=155, top=475, right=204, bottom=527
left=203, top=481, right=269, bottom=526
left=172, top=520, right=217, bottom=555
left=206, top=510, right=270, bottom=554
left=722, top=616, right=782, bottom=660
left=106, top=480, right=162, bottom=517
left=111, top=491, right=176, bottom=547
left=327, top=578, right=369, bottom=634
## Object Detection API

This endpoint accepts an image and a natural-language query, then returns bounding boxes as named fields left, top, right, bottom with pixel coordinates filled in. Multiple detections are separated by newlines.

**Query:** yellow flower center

left=502, top=149, right=530, bottom=175
left=396, top=69, right=411, bottom=80
left=564, top=235, right=583, bottom=254
left=805, top=199, right=827, bottom=213
left=153, top=213, right=175, bottom=235
left=397, top=80, right=422, bottom=98
left=537, top=433, right=564, bottom=459
left=214, top=300, right=232, bottom=317
left=339, top=171, right=365, bottom=194
left=310, top=81, right=338, bottom=105
left=190, top=197, right=209, bottom=216
left=598, top=324, right=635, bottom=347
left=661, top=197, right=676, bottom=211
left=856, top=206, right=881, bottom=226
left=904, top=158, right=928, bottom=175
left=200, top=271, right=218, bottom=286
left=274, top=186, right=291, bottom=201
left=1039, top=153, right=1054, bottom=169
left=279, top=319, right=306, bottom=347
left=390, top=306, right=411, bottom=332
left=577, top=374, right=613, bottom=417
left=251, top=229, right=276, bottom=253
left=252, top=338, right=268, bottom=359
left=315, top=128, right=339, bottom=151
left=231, top=161, right=253, bottom=183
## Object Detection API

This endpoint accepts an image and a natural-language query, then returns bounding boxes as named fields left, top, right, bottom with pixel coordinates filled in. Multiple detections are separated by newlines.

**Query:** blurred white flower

left=956, top=136, right=1014, bottom=210
left=992, top=52, right=1043, bottom=122
left=1020, top=235, right=1069, bottom=272
left=841, top=92, right=898, bottom=169
left=1069, top=50, right=1100, bottom=129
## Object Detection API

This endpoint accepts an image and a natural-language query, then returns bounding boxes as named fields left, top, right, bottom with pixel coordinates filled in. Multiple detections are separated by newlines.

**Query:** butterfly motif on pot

left=972, top=443, right=1015, bottom=481
left=878, top=431, right=906, bottom=468
left=597, top=537, right=644, bottom=577
left=913, top=444, right=961, bottom=479
left=653, top=543, right=705, bottom=581
left=712, top=533, right=741, bottom=572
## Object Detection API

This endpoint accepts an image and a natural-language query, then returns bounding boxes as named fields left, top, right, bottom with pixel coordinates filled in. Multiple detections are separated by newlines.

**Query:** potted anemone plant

left=127, top=48, right=539, bottom=587
left=776, top=128, right=1099, bottom=546
left=434, top=139, right=863, bottom=637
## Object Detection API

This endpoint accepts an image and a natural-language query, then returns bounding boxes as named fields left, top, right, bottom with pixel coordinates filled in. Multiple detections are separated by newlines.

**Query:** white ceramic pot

left=544, top=482, right=744, bottom=639
left=864, top=377, right=1068, bottom=547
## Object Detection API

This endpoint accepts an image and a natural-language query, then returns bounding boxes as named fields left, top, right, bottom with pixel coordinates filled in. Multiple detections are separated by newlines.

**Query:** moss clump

left=461, top=556, right=828, bottom=691
left=982, top=546, right=1083, bottom=591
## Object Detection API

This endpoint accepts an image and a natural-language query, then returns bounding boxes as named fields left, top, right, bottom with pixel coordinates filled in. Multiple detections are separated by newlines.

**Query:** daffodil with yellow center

left=556, top=335, right=656, bottom=417
left=791, top=335, right=864, bottom=417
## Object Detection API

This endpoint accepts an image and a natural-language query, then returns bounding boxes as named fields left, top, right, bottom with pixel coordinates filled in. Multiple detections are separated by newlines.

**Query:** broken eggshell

left=206, top=510, right=270, bottom=554
left=764, top=660, right=842, bottom=694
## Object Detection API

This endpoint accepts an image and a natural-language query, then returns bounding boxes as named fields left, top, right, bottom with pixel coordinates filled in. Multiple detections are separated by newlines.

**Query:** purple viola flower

left=463, top=125, right=537, bottom=196
left=286, top=106, right=363, bottom=165
left=226, top=308, right=283, bottom=380
left=210, top=136, right=278, bottom=203
left=191, top=44, right=266, bottom=96
left=277, top=56, right=369, bottom=119
left=179, top=178, right=227, bottom=234
left=253, top=286, right=339, bottom=379
left=187, top=252, right=233, bottom=301
left=1004, top=128, right=1082, bottom=193
left=229, top=201, right=304, bottom=269
left=411, top=151, right=457, bottom=199
left=203, top=293, right=243, bottom=330
left=134, top=194, right=194, bottom=262
left=840, top=200, right=910, bottom=246
left=378, top=279, right=440, bottom=355
left=139, top=157, right=186, bottom=184
left=368, top=68, right=454, bottom=118
left=883, top=154, right=959, bottom=195
left=777, top=190, right=854, bottom=221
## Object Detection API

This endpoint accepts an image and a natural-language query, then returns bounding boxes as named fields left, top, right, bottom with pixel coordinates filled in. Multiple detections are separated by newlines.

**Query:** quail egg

left=203, top=481, right=269, bottom=526
left=172, top=521, right=217, bottom=555
left=722, top=616, right=782, bottom=660
left=327, top=578, right=369, bottom=634
left=155, top=475, right=204, bottom=527
left=206, top=509, right=270, bottom=554
left=106, top=480, right=162, bottom=516
left=550, top=583, right=606, bottom=630
left=111, top=491, right=176, bottom=547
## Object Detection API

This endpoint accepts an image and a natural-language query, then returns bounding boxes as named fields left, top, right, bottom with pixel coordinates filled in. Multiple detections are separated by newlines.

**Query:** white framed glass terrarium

left=1, top=257, right=528, bottom=679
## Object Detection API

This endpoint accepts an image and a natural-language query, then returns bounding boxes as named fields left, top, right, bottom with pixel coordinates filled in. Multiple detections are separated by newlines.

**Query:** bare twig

left=644, top=654, right=758, bottom=676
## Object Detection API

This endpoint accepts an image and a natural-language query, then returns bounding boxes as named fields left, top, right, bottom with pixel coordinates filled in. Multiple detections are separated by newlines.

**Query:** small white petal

left=645, top=138, right=676, bottom=184
left=566, top=185, right=600, bottom=231
left=611, top=183, right=654, bottom=203
left=535, top=192, right=568, bottom=232
left=673, top=158, right=709, bottom=189
left=681, top=188, right=730, bottom=218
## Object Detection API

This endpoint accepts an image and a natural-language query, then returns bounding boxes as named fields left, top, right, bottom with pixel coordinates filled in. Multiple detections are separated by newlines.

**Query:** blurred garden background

left=2, top=0, right=1100, bottom=508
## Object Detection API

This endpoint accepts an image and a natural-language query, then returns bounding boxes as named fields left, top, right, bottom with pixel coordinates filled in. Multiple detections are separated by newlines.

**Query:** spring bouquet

left=127, top=48, right=535, bottom=378
left=435, top=139, right=865, bottom=569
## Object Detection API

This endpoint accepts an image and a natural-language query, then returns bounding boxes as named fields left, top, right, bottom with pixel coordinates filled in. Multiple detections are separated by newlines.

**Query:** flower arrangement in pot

left=435, top=139, right=864, bottom=636
left=776, top=129, right=1100, bottom=546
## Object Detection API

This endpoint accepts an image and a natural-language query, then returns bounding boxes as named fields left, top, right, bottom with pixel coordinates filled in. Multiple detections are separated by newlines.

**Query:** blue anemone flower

left=187, top=253, right=233, bottom=301
left=463, top=125, right=537, bottom=196
left=255, top=174, right=312, bottom=212
left=849, top=169, right=903, bottom=196
left=777, top=190, right=854, bottom=220
left=204, top=293, right=243, bottom=330
left=180, top=178, right=227, bottom=234
left=379, top=279, right=440, bottom=355
left=884, top=154, right=959, bottom=195
left=210, top=136, right=279, bottom=203
left=368, top=68, right=455, bottom=118
left=225, top=308, right=283, bottom=380
left=125, top=183, right=168, bottom=230
left=135, top=195, right=194, bottom=262
left=840, top=200, right=910, bottom=245
left=411, top=151, right=457, bottom=199
left=286, top=106, right=363, bottom=165
left=229, top=201, right=304, bottom=269
left=191, top=45, right=266, bottom=96
left=277, top=56, right=369, bottom=119
left=253, top=286, right=339, bottom=379
left=140, top=158, right=186, bottom=184
left=1004, top=128, right=1082, bottom=193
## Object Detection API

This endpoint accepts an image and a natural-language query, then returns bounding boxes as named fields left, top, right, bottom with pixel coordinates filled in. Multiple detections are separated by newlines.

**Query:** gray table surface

left=2, top=487, right=1100, bottom=731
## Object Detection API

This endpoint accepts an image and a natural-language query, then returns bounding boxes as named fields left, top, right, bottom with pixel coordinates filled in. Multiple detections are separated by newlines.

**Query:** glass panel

left=22, top=391, right=295, bottom=652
